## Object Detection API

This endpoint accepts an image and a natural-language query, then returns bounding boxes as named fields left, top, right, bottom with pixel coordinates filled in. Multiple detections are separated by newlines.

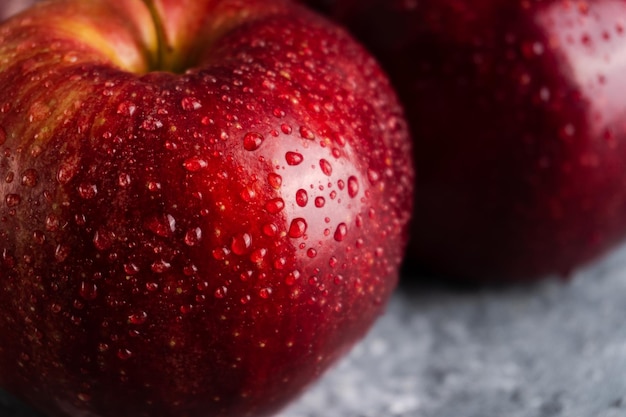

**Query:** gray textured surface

left=3, top=242, right=626, bottom=417
left=279, top=243, right=626, bottom=417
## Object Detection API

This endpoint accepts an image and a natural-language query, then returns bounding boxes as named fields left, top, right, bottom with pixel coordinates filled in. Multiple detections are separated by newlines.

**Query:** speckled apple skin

left=0, top=0, right=413, bottom=416
left=321, top=0, right=626, bottom=281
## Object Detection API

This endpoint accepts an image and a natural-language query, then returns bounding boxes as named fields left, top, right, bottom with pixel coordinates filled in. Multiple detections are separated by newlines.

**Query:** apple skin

left=0, top=1, right=414, bottom=416
left=314, top=0, right=626, bottom=281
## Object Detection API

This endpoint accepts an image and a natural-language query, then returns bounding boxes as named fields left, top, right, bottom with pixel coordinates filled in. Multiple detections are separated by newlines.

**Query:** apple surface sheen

left=0, top=1, right=414, bottom=416
left=320, top=0, right=626, bottom=281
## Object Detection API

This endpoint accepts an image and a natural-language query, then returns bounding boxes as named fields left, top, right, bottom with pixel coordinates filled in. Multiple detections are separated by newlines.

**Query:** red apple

left=318, top=0, right=626, bottom=281
left=0, top=1, right=413, bottom=416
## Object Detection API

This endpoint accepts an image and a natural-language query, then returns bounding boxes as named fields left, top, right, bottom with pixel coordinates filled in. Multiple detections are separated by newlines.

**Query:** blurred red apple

left=0, top=0, right=413, bottom=416
left=317, top=0, right=626, bottom=281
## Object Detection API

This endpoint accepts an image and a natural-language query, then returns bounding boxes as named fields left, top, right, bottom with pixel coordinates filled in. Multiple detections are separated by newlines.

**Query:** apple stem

left=142, top=0, right=169, bottom=71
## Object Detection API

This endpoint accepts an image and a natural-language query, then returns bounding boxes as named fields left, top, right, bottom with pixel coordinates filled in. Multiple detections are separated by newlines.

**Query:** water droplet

left=268, top=173, right=282, bottom=189
left=288, top=218, right=307, bottom=238
left=212, top=247, right=229, bottom=260
left=320, top=159, right=332, bottom=176
left=183, top=263, right=198, bottom=276
left=117, top=101, right=136, bottom=116
left=2, top=249, right=15, bottom=268
left=259, top=288, right=272, bottom=299
left=124, top=263, right=140, bottom=275
left=144, top=214, right=176, bottom=237
left=263, top=223, right=278, bottom=237
left=299, top=126, right=315, bottom=140
left=285, top=270, right=300, bottom=285
left=30, top=145, right=43, bottom=158
left=214, top=286, right=227, bottom=299
left=128, top=311, right=147, bottom=325
left=93, top=229, right=115, bottom=251
left=19, top=169, right=38, bottom=187
left=347, top=176, right=359, bottom=198
left=240, top=271, right=253, bottom=282
left=285, top=151, right=303, bottom=166
left=274, top=257, right=287, bottom=270
left=329, top=256, right=338, bottom=268
left=307, top=248, right=317, bottom=258
left=5, top=193, right=20, bottom=207
left=147, top=181, right=161, bottom=192
left=32, top=230, right=45, bottom=244
left=183, top=156, right=208, bottom=172
left=184, top=227, right=202, bottom=246
left=57, top=159, right=80, bottom=184
left=79, top=281, right=98, bottom=300
left=250, top=248, right=267, bottom=263
left=243, top=132, right=264, bottom=151
left=141, top=117, right=163, bottom=131
left=55, top=244, right=70, bottom=262
left=334, top=223, right=347, bottom=241
left=265, top=198, right=285, bottom=214
left=296, top=189, right=308, bottom=207
left=45, top=214, right=60, bottom=231
left=77, top=183, right=97, bottom=199
left=77, top=393, right=91, bottom=402
left=199, top=284, right=211, bottom=297
left=181, top=97, right=202, bottom=111
left=367, top=169, right=380, bottom=184
left=231, top=233, right=252, bottom=255
left=117, top=348, right=133, bottom=360
left=281, top=124, right=292, bottom=134
left=240, top=186, right=256, bottom=202
left=315, top=196, right=326, bottom=208
left=118, top=173, right=131, bottom=187
left=151, top=259, right=171, bottom=273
